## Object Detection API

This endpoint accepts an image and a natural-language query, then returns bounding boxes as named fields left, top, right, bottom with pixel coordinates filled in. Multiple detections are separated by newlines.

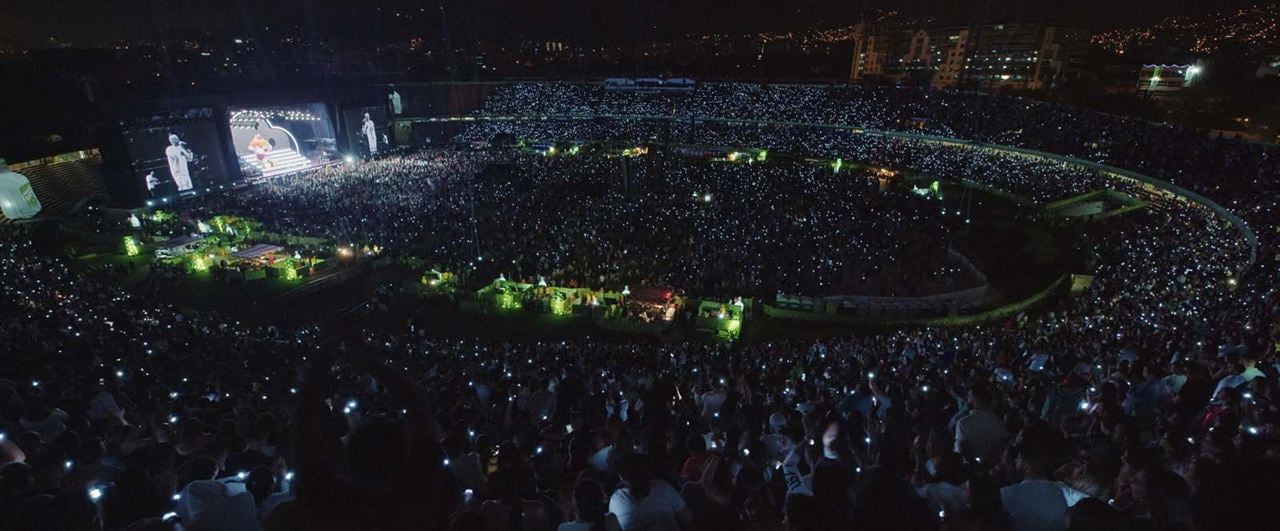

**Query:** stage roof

left=156, top=235, right=204, bottom=249
left=232, top=243, right=284, bottom=260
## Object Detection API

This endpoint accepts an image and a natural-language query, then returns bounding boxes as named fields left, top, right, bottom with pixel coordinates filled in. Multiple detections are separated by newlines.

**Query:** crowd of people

left=188, top=114, right=1127, bottom=300
left=473, top=83, right=1277, bottom=226
left=192, top=145, right=967, bottom=298
left=472, top=152, right=964, bottom=297
left=0, top=83, right=1277, bottom=531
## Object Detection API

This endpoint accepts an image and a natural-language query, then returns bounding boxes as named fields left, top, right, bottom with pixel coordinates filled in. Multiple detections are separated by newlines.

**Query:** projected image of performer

left=248, top=134, right=275, bottom=168
left=362, top=113, right=378, bottom=154
left=388, top=86, right=402, bottom=115
left=165, top=134, right=195, bottom=191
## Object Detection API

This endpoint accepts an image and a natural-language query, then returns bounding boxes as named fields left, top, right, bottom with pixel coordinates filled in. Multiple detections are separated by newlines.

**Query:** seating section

left=0, top=155, right=106, bottom=223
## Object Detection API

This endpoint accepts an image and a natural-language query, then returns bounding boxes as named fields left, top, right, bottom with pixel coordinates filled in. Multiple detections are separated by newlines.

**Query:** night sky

left=1, top=0, right=1261, bottom=48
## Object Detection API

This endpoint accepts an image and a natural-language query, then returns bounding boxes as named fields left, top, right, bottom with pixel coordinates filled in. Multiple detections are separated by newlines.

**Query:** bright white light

left=88, top=487, right=103, bottom=501
left=344, top=155, right=355, bottom=164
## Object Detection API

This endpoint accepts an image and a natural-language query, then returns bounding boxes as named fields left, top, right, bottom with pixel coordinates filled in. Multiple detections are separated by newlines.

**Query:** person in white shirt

left=1212, top=354, right=1266, bottom=398
left=1000, top=446, right=1068, bottom=531
left=916, top=452, right=968, bottom=516
left=178, top=479, right=260, bottom=531
left=609, top=453, right=691, bottom=531
left=699, top=388, right=727, bottom=419
left=954, top=386, right=1009, bottom=463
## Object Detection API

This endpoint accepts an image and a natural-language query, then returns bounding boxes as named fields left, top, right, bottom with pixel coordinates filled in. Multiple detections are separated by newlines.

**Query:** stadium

left=0, top=81, right=1275, bottom=531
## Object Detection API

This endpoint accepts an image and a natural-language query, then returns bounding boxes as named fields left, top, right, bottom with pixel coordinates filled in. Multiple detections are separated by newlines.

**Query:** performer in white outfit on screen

left=165, top=134, right=195, bottom=191
left=362, top=113, right=378, bottom=154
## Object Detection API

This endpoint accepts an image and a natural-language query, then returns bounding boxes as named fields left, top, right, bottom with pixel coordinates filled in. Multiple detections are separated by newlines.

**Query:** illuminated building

left=849, top=23, right=1084, bottom=90
left=1135, top=64, right=1200, bottom=96
left=848, top=23, right=913, bottom=82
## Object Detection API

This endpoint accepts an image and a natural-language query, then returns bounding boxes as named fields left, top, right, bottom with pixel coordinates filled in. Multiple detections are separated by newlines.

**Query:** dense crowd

left=194, top=147, right=967, bottom=298
left=473, top=83, right=1278, bottom=230
left=0, top=83, right=1277, bottom=531
left=190, top=112, right=1130, bottom=299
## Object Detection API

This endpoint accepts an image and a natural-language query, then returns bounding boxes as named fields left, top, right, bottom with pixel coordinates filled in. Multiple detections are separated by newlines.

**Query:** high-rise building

left=848, top=23, right=914, bottom=82
left=849, top=23, right=1084, bottom=90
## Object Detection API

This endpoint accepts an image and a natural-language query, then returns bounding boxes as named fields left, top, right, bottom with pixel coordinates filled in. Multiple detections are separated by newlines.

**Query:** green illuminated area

left=695, top=299, right=747, bottom=339
left=459, top=277, right=752, bottom=339
left=122, top=236, right=141, bottom=257
left=75, top=212, right=348, bottom=322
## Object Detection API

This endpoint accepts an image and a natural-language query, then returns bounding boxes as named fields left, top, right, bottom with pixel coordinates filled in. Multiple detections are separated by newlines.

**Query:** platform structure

left=240, top=148, right=313, bottom=178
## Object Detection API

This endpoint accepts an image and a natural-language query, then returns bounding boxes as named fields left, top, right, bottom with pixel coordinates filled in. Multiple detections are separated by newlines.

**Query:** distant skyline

left=2, top=0, right=1263, bottom=49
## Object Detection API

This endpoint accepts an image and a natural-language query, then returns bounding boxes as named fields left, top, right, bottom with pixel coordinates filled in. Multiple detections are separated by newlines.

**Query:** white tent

left=0, top=159, right=42, bottom=220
